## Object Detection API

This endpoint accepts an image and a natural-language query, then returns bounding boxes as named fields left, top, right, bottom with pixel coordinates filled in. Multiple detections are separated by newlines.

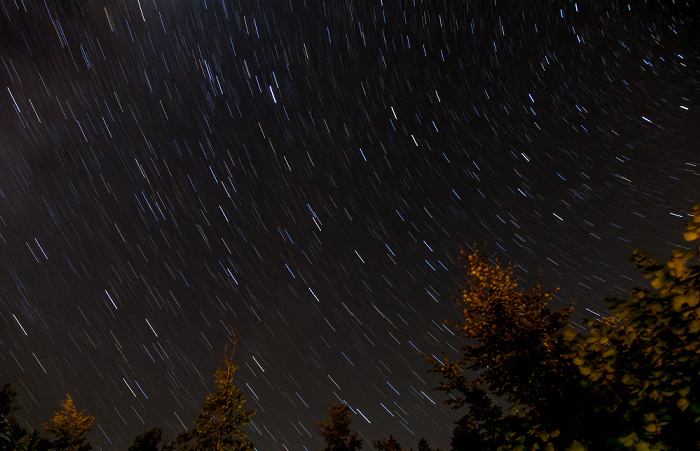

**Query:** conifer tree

left=416, top=437, right=431, bottom=451
left=317, top=403, right=363, bottom=451
left=371, top=435, right=402, bottom=451
left=43, top=394, right=95, bottom=451
left=1, top=383, right=28, bottom=450
left=178, top=334, right=256, bottom=451
left=1, top=383, right=52, bottom=451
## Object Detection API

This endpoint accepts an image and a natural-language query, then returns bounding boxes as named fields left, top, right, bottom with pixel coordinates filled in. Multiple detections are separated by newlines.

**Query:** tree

left=43, top=394, right=95, bottom=451
left=1, top=383, right=29, bottom=450
left=12, top=430, right=53, bottom=451
left=1, top=383, right=52, bottom=451
left=565, top=204, right=700, bottom=449
left=371, top=435, right=402, bottom=451
left=178, top=335, right=256, bottom=451
left=430, top=247, right=574, bottom=449
left=317, top=403, right=363, bottom=451
left=129, top=427, right=174, bottom=451
left=433, top=205, right=700, bottom=449
left=415, top=437, right=431, bottom=451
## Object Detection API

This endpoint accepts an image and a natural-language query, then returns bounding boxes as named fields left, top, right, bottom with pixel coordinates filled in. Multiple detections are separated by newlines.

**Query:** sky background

left=0, top=0, right=698, bottom=449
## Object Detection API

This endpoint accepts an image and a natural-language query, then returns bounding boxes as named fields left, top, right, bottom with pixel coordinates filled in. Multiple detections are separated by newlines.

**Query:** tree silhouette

left=178, top=334, right=256, bottom=451
left=317, top=403, right=363, bottom=451
left=415, top=437, right=431, bottom=451
left=129, top=427, right=174, bottom=451
left=371, top=435, right=402, bottom=451
left=43, top=394, right=95, bottom=451
left=1, top=383, right=29, bottom=450
left=1, top=383, right=52, bottom=451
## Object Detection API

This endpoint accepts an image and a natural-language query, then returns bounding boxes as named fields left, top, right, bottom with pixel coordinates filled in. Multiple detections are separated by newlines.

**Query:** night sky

left=0, top=0, right=698, bottom=449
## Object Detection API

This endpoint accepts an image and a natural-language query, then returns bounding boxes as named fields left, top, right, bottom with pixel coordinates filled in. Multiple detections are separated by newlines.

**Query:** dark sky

left=0, top=0, right=697, bottom=449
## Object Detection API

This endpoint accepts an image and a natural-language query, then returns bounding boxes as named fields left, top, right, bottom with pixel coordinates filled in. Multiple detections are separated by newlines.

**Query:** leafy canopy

left=431, top=247, right=573, bottom=448
left=433, top=205, right=700, bottom=450
left=565, top=204, right=700, bottom=449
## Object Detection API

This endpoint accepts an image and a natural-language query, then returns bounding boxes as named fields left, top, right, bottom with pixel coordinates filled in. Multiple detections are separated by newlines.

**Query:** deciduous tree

left=433, top=205, right=700, bottom=449
left=1, top=383, right=52, bottom=451
left=565, top=204, right=700, bottom=449
left=1, top=383, right=28, bottom=450
left=430, top=247, right=573, bottom=448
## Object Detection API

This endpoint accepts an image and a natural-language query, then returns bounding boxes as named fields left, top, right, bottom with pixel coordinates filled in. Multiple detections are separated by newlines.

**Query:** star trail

left=0, top=0, right=698, bottom=449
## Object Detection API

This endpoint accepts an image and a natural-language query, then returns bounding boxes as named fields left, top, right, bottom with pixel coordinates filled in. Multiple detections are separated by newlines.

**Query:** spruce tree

left=179, top=335, right=256, bottom=451
left=416, top=437, right=431, bottom=451
left=318, top=403, right=363, bottom=451
left=371, top=435, right=402, bottom=451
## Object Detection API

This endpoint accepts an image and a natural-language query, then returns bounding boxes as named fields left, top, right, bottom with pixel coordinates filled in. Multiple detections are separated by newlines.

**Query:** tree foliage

left=433, top=205, right=700, bottom=450
left=371, top=435, right=402, bottom=451
left=0, top=383, right=52, bottom=450
left=415, top=437, right=431, bottom=451
left=178, top=335, right=256, bottom=451
left=129, top=427, right=174, bottom=451
left=0, top=383, right=37, bottom=451
left=565, top=204, right=700, bottom=449
left=43, top=394, right=95, bottom=451
left=1, top=383, right=23, bottom=450
left=318, top=403, right=363, bottom=451
left=431, top=247, right=574, bottom=449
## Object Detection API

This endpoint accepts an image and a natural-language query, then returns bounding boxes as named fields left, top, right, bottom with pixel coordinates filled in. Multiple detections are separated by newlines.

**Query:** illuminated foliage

left=178, top=335, right=256, bottom=451
left=434, top=205, right=700, bottom=450
left=317, top=403, right=363, bottom=451
left=565, top=205, right=700, bottom=449
left=431, top=247, right=573, bottom=449
left=43, top=394, right=95, bottom=451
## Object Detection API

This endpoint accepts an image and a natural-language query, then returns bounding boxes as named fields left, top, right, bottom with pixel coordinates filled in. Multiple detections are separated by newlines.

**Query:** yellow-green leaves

left=43, top=394, right=95, bottom=451
left=565, top=441, right=586, bottom=451
left=433, top=206, right=700, bottom=451
left=619, top=433, right=637, bottom=447
left=563, top=327, right=578, bottom=342
left=677, top=398, right=690, bottom=412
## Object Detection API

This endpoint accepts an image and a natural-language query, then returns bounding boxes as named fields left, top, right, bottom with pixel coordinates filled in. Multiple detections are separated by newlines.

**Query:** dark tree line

left=4, top=205, right=699, bottom=450
left=2, top=335, right=254, bottom=451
